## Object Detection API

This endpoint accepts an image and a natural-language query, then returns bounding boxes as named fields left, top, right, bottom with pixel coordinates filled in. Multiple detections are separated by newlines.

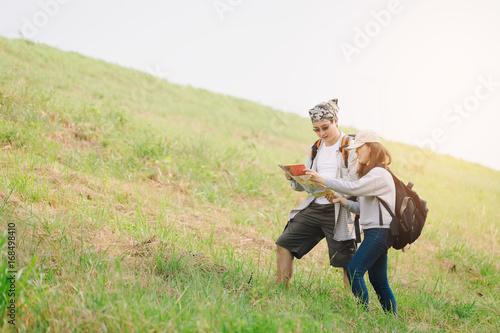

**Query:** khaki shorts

left=276, top=202, right=357, bottom=268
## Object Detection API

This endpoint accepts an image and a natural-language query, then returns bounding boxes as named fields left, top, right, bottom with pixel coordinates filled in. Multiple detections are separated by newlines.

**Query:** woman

left=305, top=129, right=397, bottom=315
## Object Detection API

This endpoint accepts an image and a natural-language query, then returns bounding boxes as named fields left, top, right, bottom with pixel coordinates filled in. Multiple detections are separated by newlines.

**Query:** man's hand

left=284, top=172, right=293, bottom=181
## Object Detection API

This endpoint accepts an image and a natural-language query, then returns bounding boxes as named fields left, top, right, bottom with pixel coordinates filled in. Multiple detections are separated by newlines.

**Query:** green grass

left=0, top=36, right=499, bottom=332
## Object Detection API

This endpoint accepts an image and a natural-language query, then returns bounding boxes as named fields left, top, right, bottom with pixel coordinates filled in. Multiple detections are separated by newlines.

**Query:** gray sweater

left=325, top=167, right=396, bottom=230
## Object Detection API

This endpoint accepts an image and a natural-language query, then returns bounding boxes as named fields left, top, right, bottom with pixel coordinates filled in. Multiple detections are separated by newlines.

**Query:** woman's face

left=355, top=144, right=371, bottom=165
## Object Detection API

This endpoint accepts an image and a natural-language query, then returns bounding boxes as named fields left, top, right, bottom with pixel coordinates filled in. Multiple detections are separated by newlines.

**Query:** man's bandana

left=308, top=98, right=339, bottom=122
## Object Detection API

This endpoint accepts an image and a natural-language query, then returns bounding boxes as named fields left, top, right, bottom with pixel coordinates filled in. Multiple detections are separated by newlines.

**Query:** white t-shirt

left=314, top=140, right=340, bottom=204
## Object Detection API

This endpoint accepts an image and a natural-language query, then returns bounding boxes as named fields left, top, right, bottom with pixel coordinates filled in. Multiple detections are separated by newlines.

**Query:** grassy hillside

left=0, top=37, right=499, bottom=332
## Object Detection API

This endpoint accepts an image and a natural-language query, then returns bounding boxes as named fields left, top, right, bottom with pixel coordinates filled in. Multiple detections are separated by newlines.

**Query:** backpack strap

left=339, top=135, right=354, bottom=168
left=354, top=214, right=361, bottom=243
left=378, top=198, right=394, bottom=218
left=379, top=197, right=400, bottom=236
left=313, top=134, right=354, bottom=167
left=375, top=166, right=396, bottom=219
left=378, top=200, right=384, bottom=226
left=310, top=139, right=322, bottom=163
left=378, top=199, right=395, bottom=226
left=348, top=195, right=361, bottom=243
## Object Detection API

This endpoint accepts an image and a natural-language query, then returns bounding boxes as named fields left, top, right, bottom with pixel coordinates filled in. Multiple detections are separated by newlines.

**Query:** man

left=275, top=98, right=358, bottom=288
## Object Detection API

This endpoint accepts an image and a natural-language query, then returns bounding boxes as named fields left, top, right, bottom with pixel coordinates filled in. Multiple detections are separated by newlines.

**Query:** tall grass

left=0, top=36, right=499, bottom=332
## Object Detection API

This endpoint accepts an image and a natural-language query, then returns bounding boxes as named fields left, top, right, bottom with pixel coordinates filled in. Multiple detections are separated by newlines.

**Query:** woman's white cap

left=346, top=129, right=381, bottom=150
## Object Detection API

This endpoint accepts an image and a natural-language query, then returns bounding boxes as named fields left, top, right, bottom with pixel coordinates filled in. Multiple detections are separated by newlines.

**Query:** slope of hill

left=1, top=37, right=499, bottom=332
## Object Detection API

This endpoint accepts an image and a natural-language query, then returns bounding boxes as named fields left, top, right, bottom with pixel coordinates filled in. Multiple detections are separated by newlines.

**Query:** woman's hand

left=284, top=172, right=293, bottom=181
left=304, top=169, right=326, bottom=185
left=325, top=193, right=347, bottom=206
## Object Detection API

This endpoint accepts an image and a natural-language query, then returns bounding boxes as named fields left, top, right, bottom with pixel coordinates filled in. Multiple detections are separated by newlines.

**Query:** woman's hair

left=357, top=142, right=392, bottom=178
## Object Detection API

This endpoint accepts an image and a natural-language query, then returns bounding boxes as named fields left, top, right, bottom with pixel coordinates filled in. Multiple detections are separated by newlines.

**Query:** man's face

left=312, top=119, right=339, bottom=145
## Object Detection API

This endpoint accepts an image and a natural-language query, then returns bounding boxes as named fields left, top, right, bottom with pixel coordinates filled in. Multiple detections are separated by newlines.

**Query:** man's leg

left=276, top=203, right=326, bottom=286
left=342, top=267, right=350, bottom=290
left=327, top=239, right=357, bottom=291
left=276, top=244, right=294, bottom=287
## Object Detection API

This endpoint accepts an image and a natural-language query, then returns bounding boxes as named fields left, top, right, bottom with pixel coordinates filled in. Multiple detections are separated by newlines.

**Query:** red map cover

left=284, top=164, right=306, bottom=176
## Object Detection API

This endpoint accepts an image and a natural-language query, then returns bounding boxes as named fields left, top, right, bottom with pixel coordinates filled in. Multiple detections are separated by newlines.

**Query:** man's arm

left=288, top=145, right=314, bottom=192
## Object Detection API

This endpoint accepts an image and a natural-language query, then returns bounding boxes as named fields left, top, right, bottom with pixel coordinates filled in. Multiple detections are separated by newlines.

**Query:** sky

left=1, top=0, right=500, bottom=170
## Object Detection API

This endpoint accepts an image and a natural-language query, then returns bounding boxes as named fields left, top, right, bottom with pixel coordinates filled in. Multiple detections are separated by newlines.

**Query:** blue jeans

left=347, top=228, right=397, bottom=314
